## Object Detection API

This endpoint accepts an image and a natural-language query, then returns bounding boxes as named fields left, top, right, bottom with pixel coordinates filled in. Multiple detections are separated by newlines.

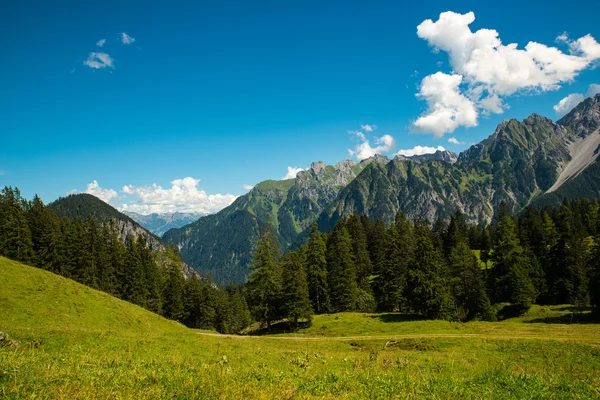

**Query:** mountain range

left=159, top=94, right=600, bottom=284
left=123, top=211, right=204, bottom=237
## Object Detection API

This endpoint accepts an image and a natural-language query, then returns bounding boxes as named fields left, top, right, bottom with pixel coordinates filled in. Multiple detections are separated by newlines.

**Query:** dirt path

left=196, top=331, right=600, bottom=344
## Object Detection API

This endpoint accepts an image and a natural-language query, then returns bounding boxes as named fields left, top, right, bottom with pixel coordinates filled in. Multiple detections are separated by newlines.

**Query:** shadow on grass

left=368, top=313, right=428, bottom=323
left=525, top=313, right=598, bottom=324
left=248, top=320, right=312, bottom=336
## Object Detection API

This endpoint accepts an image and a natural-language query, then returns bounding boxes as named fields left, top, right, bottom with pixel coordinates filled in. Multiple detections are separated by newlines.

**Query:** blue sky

left=1, top=0, right=599, bottom=214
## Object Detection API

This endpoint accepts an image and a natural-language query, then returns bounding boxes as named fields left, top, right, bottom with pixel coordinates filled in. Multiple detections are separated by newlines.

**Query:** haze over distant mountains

left=123, top=211, right=204, bottom=237
left=158, top=95, right=600, bottom=284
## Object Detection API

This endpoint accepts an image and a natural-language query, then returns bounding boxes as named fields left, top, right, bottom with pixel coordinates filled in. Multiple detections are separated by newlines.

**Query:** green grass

left=2, top=256, right=600, bottom=399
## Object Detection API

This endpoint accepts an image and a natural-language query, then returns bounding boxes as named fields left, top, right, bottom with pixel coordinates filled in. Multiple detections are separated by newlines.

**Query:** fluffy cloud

left=65, top=189, right=78, bottom=195
left=83, top=52, right=114, bottom=69
left=588, top=84, right=600, bottom=97
left=243, top=184, right=254, bottom=190
left=396, top=145, right=446, bottom=157
left=414, top=11, right=600, bottom=135
left=348, top=130, right=396, bottom=160
left=553, top=93, right=586, bottom=115
left=413, top=72, right=478, bottom=138
left=120, top=32, right=135, bottom=45
left=121, top=177, right=237, bottom=214
left=282, top=167, right=305, bottom=180
left=85, top=180, right=118, bottom=203
left=361, top=124, right=375, bottom=132
left=447, top=137, right=463, bottom=145
left=96, top=38, right=106, bottom=47
left=553, top=83, right=600, bottom=115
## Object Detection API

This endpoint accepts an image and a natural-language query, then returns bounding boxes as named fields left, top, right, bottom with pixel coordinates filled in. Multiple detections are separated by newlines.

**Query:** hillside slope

left=49, top=194, right=195, bottom=277
left=2, top=256, right=600, bottom=399
left=0, top=256, right=185, bottom=335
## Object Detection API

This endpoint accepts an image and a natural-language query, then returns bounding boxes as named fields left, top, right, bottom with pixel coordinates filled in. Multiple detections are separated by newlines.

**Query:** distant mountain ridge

left=164, top=94, right=600, bottom=284
left=123, top=211, right=203, bottom=237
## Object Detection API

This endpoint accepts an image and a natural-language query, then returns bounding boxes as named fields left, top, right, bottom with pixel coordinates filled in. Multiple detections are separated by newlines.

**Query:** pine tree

left=161, top=246, right=185, bottom=321
left=305, top=223, right=329, bottom=314
left=326, top=224, right=358, bottom=312
left=448, top=242, right=495, bottom=321
left=246, top=220, right=283, bottom=328
left=281, top=250, right=312, bottom=326
left=406, top=221, right=455, bottom=320
left=0, top=187, right=34, bottom=263
left=346, top=215, right=375, bottom=312
left=490, top=215, right=535, bottom=314
left=25, top=195, right=62, bottom=272
left=375, top=213, right=413, bottom=311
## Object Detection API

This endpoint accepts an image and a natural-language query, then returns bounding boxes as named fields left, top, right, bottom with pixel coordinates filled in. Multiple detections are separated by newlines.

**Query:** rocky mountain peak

left=410, top=150, right=458, bottom=164
left=310, top=161, right=327, bottom=175
left=558, top=93, right=600, bottom=137
left=360, top=154, right=390, bottom=165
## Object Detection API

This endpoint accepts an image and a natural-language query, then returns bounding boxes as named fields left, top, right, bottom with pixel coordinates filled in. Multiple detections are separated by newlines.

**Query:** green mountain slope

left=0, top=256, right=184, bottom=335
left=319, top=96, right=599, bottom=230
left=163, top=159, right=375, bottom=283
left=49, top=193, right=195, bottom=277
left=166, top=95, right=600, bottom=285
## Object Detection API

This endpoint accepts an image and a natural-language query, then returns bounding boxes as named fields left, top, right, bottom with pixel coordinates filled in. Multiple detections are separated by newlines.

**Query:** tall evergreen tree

left=281, top=250, right=312, bottom=326
left=0, top=187, right=34, bottom=263
left=305, top=223, right=329, bottom=314
left=490, top=215, right=535, bottom=314
left=162, top=246, right=185, bottom=321
left=246, top=220, right=283, bottom=328
left=326, top=224, right=358, bottom=312
left=406, top=220, right=455, bottom=320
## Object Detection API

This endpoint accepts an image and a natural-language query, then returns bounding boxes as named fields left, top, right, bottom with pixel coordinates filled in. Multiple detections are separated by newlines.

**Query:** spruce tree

left=406, top=221, right=455, bottom=320
left=305, top=223, right=329, bottom=314
left=490, top=215, right=535, bottom=314
left=161, top=246, right=185, bottom=321
left=346, top=215, right=375, bottom=312
left=246, top=220, right=283, bottom=328
left=448, top=242, right=495, bottom=321
left=326, top=224, right=358, bottom=312
left=0, top=187, right=33, bottom=263
left=281, top=250, right=313, bottom=326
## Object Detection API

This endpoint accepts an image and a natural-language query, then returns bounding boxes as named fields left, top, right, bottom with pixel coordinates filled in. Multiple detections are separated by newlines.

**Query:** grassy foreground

left=1, top=257, right=600, bottom=399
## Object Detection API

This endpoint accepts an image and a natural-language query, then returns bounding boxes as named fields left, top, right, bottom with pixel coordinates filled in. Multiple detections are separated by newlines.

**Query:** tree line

left=0, top=187, right=250, bottom=334
left=3, top=185, right=600, bottom=333
left=246, top=199, right=600, bottom=327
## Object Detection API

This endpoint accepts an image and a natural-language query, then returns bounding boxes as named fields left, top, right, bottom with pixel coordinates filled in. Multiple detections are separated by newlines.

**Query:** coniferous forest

left=0, top=187, right=250, bottom=334
left=2, top=185, right=600, bottom=334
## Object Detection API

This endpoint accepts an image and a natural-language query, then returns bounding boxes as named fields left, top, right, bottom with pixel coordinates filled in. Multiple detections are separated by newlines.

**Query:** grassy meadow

left=1, top=256, right=600, bottom=399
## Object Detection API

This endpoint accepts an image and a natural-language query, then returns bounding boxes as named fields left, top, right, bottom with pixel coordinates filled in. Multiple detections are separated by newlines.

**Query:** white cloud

left=83, top=52, right=114, bottom=69
left=552, top=83, right=600, bottom=115
left=120, top=32, right=135, bottom=45
left=282, top=167, right=304, bottom=180
left=243, top=184, right=254, bottom=190
left=396, top=145, right=446, bottom=157
left=414, top=11, right=600, bottom=135
left=413, top=72, right=478, bottom=138
left=85, top=180, right=118, bottom=203
left=361, top=124, right=376, bottom=132
left=553, top=93, right=585, bottom=115
left=348, top=129, right=396, bottom=161
left=587, top=84, right=600, bottom=97
left=65, top=189, right=78, bottom=195
left=96, top=38, right=106, bottom=47
left=447, top=137, right=462, bottom=145
left=121, top=177, right=237, bottom=214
